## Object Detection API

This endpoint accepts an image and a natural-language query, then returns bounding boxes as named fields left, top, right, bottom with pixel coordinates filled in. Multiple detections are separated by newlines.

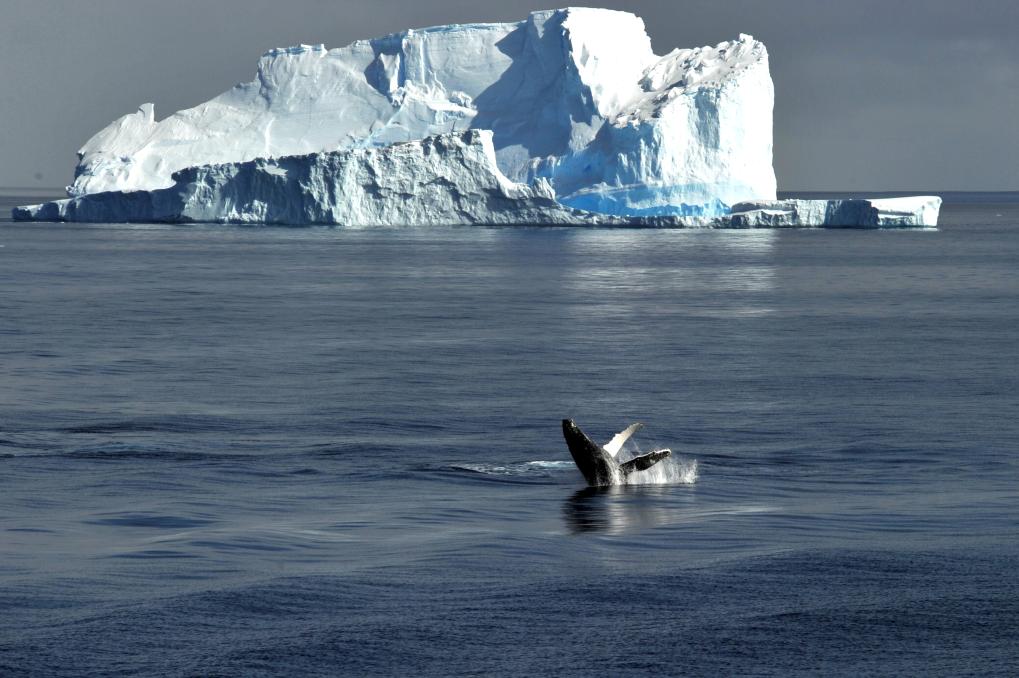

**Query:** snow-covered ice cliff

left=15, top=7, right=940, bottom=227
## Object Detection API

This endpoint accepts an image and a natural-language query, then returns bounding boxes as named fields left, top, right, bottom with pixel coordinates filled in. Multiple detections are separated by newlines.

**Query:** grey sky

left=2, top=0, right=1017, bottom=191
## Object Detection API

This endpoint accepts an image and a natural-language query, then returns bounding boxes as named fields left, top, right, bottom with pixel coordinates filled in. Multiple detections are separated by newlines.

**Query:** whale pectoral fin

left=618, top=449, right=671, bottom=475
left=603, top=423, right=643, bottom=458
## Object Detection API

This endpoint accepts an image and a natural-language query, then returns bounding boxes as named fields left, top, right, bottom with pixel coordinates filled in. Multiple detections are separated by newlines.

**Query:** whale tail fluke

left=618, top=449, right=671, bottom=476
left=603, top=423, right=643, bottom=458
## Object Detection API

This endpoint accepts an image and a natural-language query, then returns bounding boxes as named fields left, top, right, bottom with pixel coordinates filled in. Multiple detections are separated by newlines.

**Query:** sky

left=2, top=0, right=1017, bottom=191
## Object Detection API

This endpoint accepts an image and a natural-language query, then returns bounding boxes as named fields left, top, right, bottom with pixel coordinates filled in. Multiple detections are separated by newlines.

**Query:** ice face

left=65, top=8, right=777, bottom=218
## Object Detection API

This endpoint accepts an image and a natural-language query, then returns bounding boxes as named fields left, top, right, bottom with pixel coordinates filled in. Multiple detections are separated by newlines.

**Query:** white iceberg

left=14, top=7, right=940, bottom=227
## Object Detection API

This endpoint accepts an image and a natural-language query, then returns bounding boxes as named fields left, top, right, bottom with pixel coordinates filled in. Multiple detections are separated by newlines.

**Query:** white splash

left=453, top=456, right=696, bottom=485
left=622, top=457, right=698, bottom=486
left=525, top=461, right=576, bottom=470
left=454, top=460, right=575, bottom=476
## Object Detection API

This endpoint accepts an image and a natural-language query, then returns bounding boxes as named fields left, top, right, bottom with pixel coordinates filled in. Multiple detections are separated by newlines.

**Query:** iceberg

left=13, top=7, right=940, bottom=227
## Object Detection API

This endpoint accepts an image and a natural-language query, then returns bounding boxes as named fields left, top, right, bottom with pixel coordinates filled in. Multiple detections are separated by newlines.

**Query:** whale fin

left=603, top=423, right=643, bottom=458
left=618, top=448, right=671, bottom=475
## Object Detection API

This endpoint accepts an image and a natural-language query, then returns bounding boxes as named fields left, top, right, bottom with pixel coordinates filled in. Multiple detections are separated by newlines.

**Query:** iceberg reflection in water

left=561, top=228, right=777, bottom=321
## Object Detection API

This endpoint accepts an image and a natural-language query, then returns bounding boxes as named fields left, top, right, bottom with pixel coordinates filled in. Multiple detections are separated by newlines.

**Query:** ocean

left=1, top=192, right=1017, bottom=675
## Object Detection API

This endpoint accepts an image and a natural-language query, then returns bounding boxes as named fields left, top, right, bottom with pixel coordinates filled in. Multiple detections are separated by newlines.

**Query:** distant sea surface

left=1, top=192, right=1017, bottom=676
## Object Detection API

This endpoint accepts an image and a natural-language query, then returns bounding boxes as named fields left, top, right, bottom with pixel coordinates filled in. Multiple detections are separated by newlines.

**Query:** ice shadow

left=470, top=13, right=595, bottom=160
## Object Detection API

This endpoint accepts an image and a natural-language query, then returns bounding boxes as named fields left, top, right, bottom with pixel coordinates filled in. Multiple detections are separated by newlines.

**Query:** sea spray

left=622, top=457, right=698, bottom=486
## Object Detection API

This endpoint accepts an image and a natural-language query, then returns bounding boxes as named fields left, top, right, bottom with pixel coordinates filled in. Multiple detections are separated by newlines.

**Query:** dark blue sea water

left=1, top=193, right=1018, bottom=676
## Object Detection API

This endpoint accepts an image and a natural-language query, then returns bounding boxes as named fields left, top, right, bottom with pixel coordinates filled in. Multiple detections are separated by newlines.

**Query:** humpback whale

left=562, top=419, right=672, bottom=486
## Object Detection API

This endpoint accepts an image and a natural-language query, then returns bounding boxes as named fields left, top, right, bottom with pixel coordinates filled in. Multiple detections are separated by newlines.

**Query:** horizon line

left=3, top=186, right=1018, bottom=194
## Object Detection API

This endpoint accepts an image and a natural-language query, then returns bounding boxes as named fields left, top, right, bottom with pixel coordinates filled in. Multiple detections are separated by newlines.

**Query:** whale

left=562, top=419, right=671, bottom=486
